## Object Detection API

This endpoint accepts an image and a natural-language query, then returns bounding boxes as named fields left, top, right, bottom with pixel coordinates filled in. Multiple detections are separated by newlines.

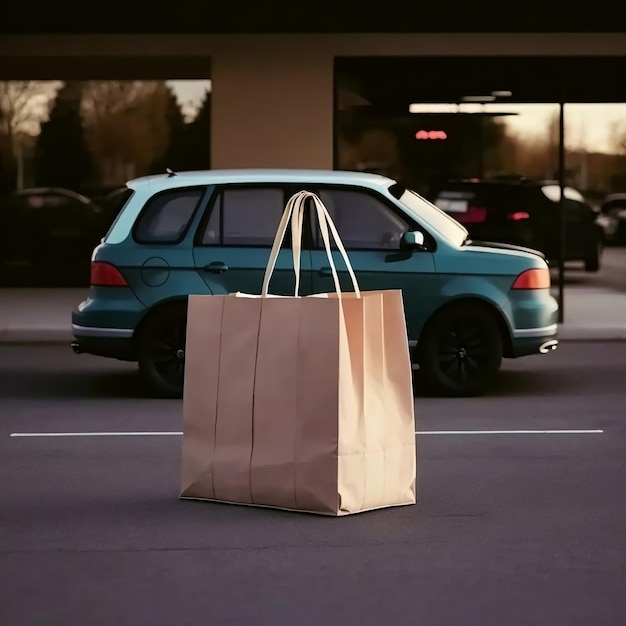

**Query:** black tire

left=417, top=302, right=503, bottom=397
left=584, top=240, right=602, bottom=272
left=137, top=301, right=187, bottom=398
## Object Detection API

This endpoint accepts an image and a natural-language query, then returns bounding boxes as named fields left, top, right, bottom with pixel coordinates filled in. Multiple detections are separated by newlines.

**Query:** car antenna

left=166, top=168, right=177, bottom=177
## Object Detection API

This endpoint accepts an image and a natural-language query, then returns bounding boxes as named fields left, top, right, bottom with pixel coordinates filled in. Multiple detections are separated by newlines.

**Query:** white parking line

left=9, top=429, right=604, bottom=438
left=417, top=430, right=604, bottom=435
left=10, top=431, right=182, bottom=437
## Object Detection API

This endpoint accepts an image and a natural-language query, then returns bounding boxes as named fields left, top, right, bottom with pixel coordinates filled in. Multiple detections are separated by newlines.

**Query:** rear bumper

left=71, top=323, right=133, bottom=339
left=71, top=287, right=144, bottom=360
left=512, top=323, right=558, bottom=339
left=71, top=335, right=135, bottom=361
left=508, top=285, right=559, bottom=358
left=510, top=323, right=559, bottom=357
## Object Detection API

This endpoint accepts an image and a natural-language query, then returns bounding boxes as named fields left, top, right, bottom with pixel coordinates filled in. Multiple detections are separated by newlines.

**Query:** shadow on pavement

left=1, top=346, right=623, bottom=400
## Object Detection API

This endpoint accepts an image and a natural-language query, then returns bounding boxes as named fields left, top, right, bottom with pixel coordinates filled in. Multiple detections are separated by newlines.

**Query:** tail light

left=508, top=211, right=530, bottom=221
left=457, top=206, right=488, bottom=224
left=91, top=261, right=127, bottom=286
left=511, top=268, right=551, bottom=290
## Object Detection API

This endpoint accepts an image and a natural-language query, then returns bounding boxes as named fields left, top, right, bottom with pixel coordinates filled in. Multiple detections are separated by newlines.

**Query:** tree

left=149, top=85, right=188, bottom=173
left=0, top=108, right=12, bottom=194
left=81, top=80, right=172, bottom=184
left=0, top=80, right=61, bottom=191
left=34, top=81, right=94, bottom=190
left=185, top=90, right=211, bottom=169
left=0, top=81, right=59, bottom=154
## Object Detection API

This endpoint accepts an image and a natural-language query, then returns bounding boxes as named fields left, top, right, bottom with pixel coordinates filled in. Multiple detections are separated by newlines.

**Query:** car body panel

left=311, top=248, right=438, bottom=339
left=92, top=242, right=208, bottom=310
left=193, top=246, right=313, bottom=297
left=598, top=193, right=626, bottom=244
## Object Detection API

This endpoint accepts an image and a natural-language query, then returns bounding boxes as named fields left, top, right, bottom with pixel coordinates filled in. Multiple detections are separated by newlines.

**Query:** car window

left=314, top=188, right=409, bottom=250
left=541, top=185, right=584, bottom=203
left=601, top=198, right=626, bottom=213
left=133, top=188, right=203, bottom=244
left=200, top=187, right=285, bottom=246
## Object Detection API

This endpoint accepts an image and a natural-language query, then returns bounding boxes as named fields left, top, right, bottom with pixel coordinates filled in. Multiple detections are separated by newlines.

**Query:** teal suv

left=72, top=169, right=559, bottom=398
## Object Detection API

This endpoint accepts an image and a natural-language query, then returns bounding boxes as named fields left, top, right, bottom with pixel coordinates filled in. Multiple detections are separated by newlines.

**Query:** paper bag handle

left=308, top=193, right=361, bottom=298
left=261, top=191, right=304, bottom=297
left=262, top=190, right=360, bottom=298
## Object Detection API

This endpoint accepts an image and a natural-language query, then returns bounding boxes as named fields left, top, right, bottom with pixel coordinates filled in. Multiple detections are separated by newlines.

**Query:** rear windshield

left=601, top=198, right=626, bottom=212
left=432, top=185, right=525, bottom=218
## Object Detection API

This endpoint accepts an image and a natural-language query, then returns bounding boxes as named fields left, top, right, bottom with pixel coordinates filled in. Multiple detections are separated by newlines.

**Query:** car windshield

left=395, top=187, right=468, bottom=246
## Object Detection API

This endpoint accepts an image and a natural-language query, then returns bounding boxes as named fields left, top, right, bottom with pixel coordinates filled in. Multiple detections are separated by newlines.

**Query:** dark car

left=0, top=187, right=107, bottom=268
left=428, top=177, right=604, bottom=272
left=597, top=193, right=626, bottom=245
left=91, top=187, right=134, bottom=231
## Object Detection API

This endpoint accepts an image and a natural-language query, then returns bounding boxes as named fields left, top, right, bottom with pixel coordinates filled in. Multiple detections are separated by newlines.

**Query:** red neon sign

left=415, top=130, right=448, bottom=140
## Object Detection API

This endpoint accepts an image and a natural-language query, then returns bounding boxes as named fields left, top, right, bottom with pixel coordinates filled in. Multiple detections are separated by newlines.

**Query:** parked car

left=0, top=187, right=107, bottom=267
left=428, top=177, right=604, bottom=272
left=71, top=169, right=559, bottom=399
left=597, top=193, right=626, bottom=245
left=92, top=186, right=134, bottom=231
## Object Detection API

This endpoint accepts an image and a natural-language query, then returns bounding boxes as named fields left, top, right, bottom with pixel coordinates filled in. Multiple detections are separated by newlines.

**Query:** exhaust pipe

left=539, top=339, right=559, bottom=354
left=71, top=342, right=83, bottom=354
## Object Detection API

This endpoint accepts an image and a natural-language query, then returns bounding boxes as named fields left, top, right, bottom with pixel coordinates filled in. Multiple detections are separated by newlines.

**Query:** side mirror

left=400, top=230, right=426, bottom=250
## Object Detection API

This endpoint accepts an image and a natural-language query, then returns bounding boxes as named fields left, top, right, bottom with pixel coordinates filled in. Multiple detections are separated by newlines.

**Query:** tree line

left=0, top=80, right=210, bottom=196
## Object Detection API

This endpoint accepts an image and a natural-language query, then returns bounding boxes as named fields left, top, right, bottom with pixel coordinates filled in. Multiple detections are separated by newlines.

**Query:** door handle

left=203, top=262, right=229, bottom=273
left=319, top=266, right=333, bottom=277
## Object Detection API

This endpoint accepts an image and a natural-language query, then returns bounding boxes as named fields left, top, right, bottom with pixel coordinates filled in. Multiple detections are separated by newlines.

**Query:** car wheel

left=584, top=240, right=602, bottom=272
left=417, top=302, right=503, bottom=397
left=137, top=302, right=187, bottom=398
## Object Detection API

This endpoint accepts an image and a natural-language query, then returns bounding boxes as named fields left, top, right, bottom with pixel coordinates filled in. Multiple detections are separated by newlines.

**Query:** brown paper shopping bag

left=180, top=190, right=416, bottom=515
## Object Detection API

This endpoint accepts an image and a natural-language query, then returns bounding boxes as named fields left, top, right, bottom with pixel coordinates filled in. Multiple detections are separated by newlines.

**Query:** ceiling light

left=461, top=95, right=496, bottom=102
left=409, top=103, right=458, bottom=114
left=491, top=90, right=513, bottom=97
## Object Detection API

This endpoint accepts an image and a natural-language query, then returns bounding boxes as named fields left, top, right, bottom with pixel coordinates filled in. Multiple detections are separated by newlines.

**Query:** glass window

left=201, top=187, right=285, bottom=246
left=315, top=188, right=409, bottom=250
left=398, top=188, right=468, bottom=247
left=541, top=185, right=585, bottom=203
left=134, top=188, right=202, bottom=244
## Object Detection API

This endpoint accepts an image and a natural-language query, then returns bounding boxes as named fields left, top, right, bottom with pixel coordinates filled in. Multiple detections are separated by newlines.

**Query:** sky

left=166, top=79, right=211, bottom=121
left=167, top=80, right=626, bottom=154
left=407, top=102, right=626, bottom=153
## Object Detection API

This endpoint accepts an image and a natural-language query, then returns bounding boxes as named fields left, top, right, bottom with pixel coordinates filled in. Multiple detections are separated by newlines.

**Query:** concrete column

left=211, top=46, right=334, bottom=169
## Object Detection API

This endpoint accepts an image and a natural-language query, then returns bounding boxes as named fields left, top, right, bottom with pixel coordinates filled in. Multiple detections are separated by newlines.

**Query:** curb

left=2, top=327, right=626, bottom=345
left=555, top=327, right=626, bottom=341
left=0, top=329, right=73, bottom=344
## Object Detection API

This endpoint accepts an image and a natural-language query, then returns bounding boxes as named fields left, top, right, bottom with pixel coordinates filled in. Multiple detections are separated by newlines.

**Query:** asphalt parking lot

left=1, top=342, right=625, bottom=626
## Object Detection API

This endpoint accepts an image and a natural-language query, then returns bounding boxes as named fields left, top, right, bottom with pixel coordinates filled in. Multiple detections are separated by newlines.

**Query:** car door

left=193, top=184, right=313, bottom=297
left=306, top=185, right=438, bottom=340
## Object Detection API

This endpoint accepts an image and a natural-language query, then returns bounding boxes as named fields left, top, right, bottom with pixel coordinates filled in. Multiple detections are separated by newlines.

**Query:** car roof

left=603, top=193, right=626, bottom=202
left=10, top=187, right=93, bottom=203
left=434, top=178, right=542, bottom=189
left=126, top=168, right=395, bottom=192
